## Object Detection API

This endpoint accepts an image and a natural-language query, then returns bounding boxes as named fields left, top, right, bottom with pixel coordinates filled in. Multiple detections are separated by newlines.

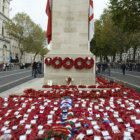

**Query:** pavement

left=0, top=77, right=44, bottom=98
left=0, top=69, right=43, bottom=93
left=0, top=68, right=139, bottom=98
left=98, top=68, right=140, bottom=93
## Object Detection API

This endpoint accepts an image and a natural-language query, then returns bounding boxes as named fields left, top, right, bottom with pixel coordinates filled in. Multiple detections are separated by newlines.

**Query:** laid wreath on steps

left=46, top=126, right=70, bottom=140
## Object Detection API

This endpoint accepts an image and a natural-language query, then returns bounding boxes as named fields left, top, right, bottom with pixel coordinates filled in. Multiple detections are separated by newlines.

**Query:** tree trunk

left=133, top=46, right=137, bottom=62
left=113, top=53, right=116, bottom=62
left=100, top=56, right=102, bottom=62
left=19, top=50, right=23, bottom=64
left=18, top=41, right=23, bottom=64
left=33, top=52, right=38, bottom=61
left=119, top=52, right=122, bottom=61
left=105, top=56, right=109, bottom=62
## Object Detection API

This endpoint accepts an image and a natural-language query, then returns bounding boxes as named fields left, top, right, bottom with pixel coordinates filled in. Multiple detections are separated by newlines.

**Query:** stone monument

left=44, top=0, right=96, bottom=85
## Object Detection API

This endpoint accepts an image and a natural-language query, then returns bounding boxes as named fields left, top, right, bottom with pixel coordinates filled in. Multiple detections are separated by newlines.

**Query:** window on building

left=3, top=6, right=4, bottom=13
left=2, top=26, right=4, bottom=36
left=3, top=0, right=5, bottom=13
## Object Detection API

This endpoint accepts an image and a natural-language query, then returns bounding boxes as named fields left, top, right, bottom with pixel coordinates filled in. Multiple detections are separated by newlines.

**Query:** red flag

left=46, top=0, right=51, bottom=44
left=89, top=0, right=94, bottom=42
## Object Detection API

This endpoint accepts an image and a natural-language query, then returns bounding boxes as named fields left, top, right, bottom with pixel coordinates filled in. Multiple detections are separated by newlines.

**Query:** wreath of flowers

left=84, top=57, right=94, bottom=69
left=63, top=57, right=74, bottom=69
left=45, top=57, right=52, bottom=66
left=45, top=57, right=94, bottom=69
left=74, top=57, right=85, bottom=70
left=52, top=57, right=63, bottom=69
left=47, top=127, right=70, bottom=139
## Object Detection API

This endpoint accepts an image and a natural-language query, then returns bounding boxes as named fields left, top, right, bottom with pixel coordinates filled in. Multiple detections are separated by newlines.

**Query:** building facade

left=110, top=47, right=140, bottom=63
left=0, top=0, right=41, bottom=64
left=10, top=37, right=41, bottom=63
left=0, top=0, right=10, bottom=63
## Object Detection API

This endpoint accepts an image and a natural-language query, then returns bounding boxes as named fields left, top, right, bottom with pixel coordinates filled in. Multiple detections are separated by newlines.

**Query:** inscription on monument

left=64, top=28, right=76, bottom=33
left=52, top=0, right=88, bottom=51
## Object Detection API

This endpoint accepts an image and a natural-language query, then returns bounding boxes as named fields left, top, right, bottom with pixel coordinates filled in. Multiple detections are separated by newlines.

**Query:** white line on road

left=112, top=69, right=140, bottom=74
left=111, top=71, right=140, bottom=79
left=99, top=73, right=140, bottom=89
left=0, top=70, right=31, bottom=79
left=0, top=75, right=31, bottom=88
left=0, top=69, right=19, bottom=73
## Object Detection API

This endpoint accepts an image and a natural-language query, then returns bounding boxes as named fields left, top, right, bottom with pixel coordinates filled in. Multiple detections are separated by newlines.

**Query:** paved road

left=0, top=69, right=43, bottom=93
left=98, top=69, right=140, bottom=93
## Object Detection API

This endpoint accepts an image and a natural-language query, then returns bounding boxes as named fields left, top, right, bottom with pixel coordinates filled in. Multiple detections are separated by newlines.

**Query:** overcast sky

left=10, top=0, right=110, bottom=31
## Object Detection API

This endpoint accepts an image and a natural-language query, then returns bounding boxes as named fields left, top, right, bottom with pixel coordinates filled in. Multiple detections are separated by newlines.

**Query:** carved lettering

left=64, top=28, right=76, bottom=33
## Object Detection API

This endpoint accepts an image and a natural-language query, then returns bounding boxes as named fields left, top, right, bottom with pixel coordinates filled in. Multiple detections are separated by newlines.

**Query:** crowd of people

left=0, top=61, right=43, bottom=78
left=32, top=61, right=42, bottom=78
left=0, top=63, right=17, bottom=71
left=96, top=62, right=140, bottom=75
left=110, top=62, right=140, bottom=71
left=0, top=63, right=32, bottom=71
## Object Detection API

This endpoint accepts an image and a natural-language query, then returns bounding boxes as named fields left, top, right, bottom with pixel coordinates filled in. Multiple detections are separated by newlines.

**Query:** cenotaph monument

left=44, top=0, right=96, bottom=85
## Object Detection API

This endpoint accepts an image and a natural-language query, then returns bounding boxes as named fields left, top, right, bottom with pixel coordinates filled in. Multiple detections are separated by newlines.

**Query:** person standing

left=32, top=61, right=37, bottom=78
left=108, top=63, right=111, bottom=76
left=97, top=63, right=101, bottom=73
left=3, top=63, right=6, bottom=71
left=37, top=61, right=42, bottom=74
left=96, top=63, right=98, bottom=74
left=121, top=63, right=126, bottom=75
left=39, top=61, right=42, bottom=74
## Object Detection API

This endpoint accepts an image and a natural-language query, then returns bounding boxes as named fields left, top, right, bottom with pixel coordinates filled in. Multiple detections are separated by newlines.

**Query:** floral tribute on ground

left=0, top=77, right=140, bottom=139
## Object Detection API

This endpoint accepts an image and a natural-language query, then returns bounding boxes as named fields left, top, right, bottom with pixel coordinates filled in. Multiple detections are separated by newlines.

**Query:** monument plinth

left=44, top=0, right=96, bottom=85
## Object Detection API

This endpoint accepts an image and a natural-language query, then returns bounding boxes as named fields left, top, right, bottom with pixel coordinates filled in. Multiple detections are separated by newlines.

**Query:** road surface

left=98, top=69, right=140, bottom=93
left=0, top=69, right=43, bottom=93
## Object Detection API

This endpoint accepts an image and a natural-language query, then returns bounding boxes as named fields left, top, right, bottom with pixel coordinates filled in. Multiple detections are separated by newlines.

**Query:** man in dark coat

left=32, top=61, right=37, bottom=78
left=121, top=63, right=126, bottom=75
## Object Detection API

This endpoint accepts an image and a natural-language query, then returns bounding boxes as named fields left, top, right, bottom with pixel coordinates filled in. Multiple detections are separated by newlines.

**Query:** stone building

left=96, top=47, right=140, bottom=63
left=109, top=47, right=140, bottom=63
left=0, top=0, right=41, bottom=64
left=10, top=37, right=41, bottom=63
left=0, top=0, right=10, bottom=63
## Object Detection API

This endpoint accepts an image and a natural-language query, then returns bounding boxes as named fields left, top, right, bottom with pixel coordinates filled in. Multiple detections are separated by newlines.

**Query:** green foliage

left=5, top=12, right=46, bottom=62
left=109, top=0, right=140, bottom=33
left=23, top=24, right=46, bottom=59
left=6, top=13, right=34, bottom=51
left=40, top=48, right=49, bottom=59
left=90, top=9, right=136, bottom=62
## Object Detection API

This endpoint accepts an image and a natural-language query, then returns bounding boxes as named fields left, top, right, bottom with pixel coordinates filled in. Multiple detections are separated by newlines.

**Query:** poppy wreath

left=45, top=57, right=52, bottom=66
left=47, top=126, right=70, bottom=139
left=74, top=57, right=85, bottom=70
left=63, top=57, right=74, bottom=69
left=52, top=57, right=63, bottom=69
left=84, top=57, right=94, bottom=69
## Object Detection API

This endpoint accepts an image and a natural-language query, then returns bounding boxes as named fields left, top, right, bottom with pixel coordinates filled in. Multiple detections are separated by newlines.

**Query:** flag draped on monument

left=46, top=0, right=94, bottom=44
left=46, top=0, right=51, bottom=44
left=89, top=0, right=94, bottom=42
